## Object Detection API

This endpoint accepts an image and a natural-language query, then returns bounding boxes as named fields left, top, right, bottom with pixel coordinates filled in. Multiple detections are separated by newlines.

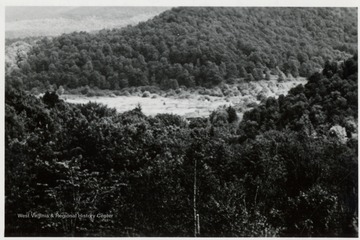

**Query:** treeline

left=6, top=7, right=357, bottom=91
left=239, top=54, right=358, bottom=139
left=5, top=56, right=357, bottom=237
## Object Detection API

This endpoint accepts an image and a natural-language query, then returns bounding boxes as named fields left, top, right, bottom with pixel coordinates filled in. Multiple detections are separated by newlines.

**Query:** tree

left=226, top=62, right=239, bottom=79
left=42, top=91, right=60, bottom=107
left=7, top=8, right=357, bottom=90
left=57, top=85, right=65, bottom=95
left=246, top=73, right=255, bottom=82
left=169, top=79, right=179, bottom=90
left=277, top=71, right=286, bottom=82
left=226, top=106, right=238, bottom=123
left=265, top=70, right=271, bottom=80
left=252, top=68, right=264, bottom=81
left=239, top=66, right=248, bottom=78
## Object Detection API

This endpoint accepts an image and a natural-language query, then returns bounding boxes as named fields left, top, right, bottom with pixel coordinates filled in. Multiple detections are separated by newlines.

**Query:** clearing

left=61, top=78, right=307, bottom=119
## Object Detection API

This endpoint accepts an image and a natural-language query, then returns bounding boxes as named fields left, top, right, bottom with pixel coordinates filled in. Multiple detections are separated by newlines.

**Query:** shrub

left=86, top=89, right=96, bottom=97
left=154, top=113, right=187, bottom=127
left=57, top=85, right=65, bottom=95
left=80, top=85, right=90, bottom=95
left=142, top=91, right=150, bottom=98
left=121, top=90, right=131, bottom=96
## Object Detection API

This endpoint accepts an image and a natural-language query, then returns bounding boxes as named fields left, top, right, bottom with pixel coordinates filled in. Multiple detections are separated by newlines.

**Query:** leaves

left=7, top=8, right=357, bottom=91
left=5, top=55, right=358, bottom=237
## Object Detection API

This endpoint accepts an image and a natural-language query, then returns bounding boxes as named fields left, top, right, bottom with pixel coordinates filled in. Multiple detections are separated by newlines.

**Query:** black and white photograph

left=2, top=0, right=359, bottom=237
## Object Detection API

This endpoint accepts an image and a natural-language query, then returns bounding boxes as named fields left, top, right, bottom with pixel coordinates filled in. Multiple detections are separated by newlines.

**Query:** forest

left=5, top=7, right=357, bottom=92
left=5, top=55, right=358, bottom=237
left=5, top=6, right=358, bottom=237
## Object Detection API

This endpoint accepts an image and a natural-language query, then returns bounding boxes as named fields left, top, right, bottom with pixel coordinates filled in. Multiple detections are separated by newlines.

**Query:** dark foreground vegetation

left=5, top=55, right=358, bottom=237
left=6, top=7, right=357, bottom=91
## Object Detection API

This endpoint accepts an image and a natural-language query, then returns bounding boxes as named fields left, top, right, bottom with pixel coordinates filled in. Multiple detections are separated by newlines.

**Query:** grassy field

left=61, top=78, right=307, bottom=118
left=63, top=94, right=230, bottom=118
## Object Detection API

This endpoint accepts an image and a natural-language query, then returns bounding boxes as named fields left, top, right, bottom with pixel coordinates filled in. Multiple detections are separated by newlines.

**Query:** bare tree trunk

left=197, top=213, right=200, bottom=236
left=194, top=158, right=197, bottom=237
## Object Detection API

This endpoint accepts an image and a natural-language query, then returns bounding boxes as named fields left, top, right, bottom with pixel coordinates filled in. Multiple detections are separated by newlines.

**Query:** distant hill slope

left=5, top=7, right=170, bottom=38
left=6, top=7, right=357, bottom=91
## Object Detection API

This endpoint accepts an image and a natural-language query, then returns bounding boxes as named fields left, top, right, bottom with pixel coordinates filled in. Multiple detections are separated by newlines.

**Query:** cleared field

left=61, top=78, right=307, bottom=118
left=63, top=94, right=233, bottom=118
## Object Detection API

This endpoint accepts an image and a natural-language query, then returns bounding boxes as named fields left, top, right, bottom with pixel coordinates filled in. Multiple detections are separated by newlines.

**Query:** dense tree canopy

left=239, top=54, right=358, bottom=139
left=5, top=56, right=358, bottom=237
left=6, top=7, right=357, bottom=91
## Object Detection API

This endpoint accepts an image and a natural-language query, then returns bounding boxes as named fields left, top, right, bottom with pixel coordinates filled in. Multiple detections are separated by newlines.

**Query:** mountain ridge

left=6, top=7, right=358, bottom=92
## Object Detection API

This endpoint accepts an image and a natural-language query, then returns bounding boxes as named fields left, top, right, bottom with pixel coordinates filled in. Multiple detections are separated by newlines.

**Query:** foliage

left=5, top=53, right=358, bottom=237
left=239, top=55, right=358, bottom=138
left=6, top=7, right=357, bottom=91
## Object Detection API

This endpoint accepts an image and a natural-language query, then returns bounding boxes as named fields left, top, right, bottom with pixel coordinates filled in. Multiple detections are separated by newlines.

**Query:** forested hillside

left=6, top=7, right=357, bottom=91
left=5, top=55, right=357, bottom=237
left=239, top=54, right=358, bottom=139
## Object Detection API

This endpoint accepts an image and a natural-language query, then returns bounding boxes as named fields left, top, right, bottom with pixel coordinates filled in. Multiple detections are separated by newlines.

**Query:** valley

left=5, top=6, right=357, bottom=238
left=61, top=78, right=307, bottom=118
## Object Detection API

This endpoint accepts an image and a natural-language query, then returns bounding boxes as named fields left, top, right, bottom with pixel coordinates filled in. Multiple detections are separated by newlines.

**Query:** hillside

left=5, top=7, right=357, bottom=92
left=5, top=7, right=170, bottom=39
left=239, top=54, right=358, bottom=140
left=5, top=55, right=358, bottom=237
